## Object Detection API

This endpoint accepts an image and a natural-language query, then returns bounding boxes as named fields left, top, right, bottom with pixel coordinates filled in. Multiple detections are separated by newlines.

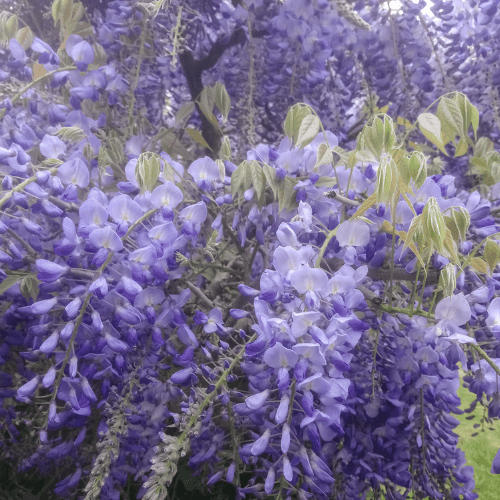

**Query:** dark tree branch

left=178, top=26, right=268, bottom=157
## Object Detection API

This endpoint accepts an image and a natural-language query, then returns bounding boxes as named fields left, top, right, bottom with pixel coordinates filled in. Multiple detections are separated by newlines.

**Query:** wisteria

left=1, top=0, right=500, bottom=499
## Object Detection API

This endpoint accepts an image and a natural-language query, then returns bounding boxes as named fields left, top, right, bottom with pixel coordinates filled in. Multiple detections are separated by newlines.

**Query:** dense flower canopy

left=2, top=0, right=500, bottom=500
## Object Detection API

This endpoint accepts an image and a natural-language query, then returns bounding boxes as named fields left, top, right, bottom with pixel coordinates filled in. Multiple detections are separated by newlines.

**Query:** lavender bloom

left=188, top=156, right=220, bottom=190
left=35, top=260, right=69, bottom=282
left=263, top=342, right=298, bottom=368
left=17, top=376, right=39, bottom=398
left=336, top=219, right=370, bottom=247
left=66, top=35, right=94, bottom=71
left=89, top=226, right=123, bottom=252
left=57, top=158, right=90, bottom=188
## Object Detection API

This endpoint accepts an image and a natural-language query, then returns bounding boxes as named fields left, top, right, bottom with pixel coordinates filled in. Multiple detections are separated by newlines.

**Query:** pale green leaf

left=186, top=128, right=212, bottom=150
left=296, top=115, right=320, bottom=149
left=213, top=82, right=231, bottom=122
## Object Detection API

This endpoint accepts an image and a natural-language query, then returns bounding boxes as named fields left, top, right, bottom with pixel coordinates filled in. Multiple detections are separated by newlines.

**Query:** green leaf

left=437, top=97, right=464, bottom=142
left=5, top=15, right=18, bottom=40
left=15, top=26, right=34, bottom=50
left=135, top=152, right=161, bottom=193
left=262, top=164, right=278, bottom=199
left=417, top=113, right=447, bottom=154
left=198, top=87, right=220, bottom=129
left=0, top=275, right=23, bottom=296
left=200, top=86, right=215, bottom=116
left=60, top=0, right=75, bottom=26
left=175, top=102, right=195, bottom=126
left=276, top=175, right=297, bottom=212
left=438, top=263, right=457, bottom=298
left=474, top=137, right=494, bottom=158
left=250, top=162, right=266, bottom=207
left=106, top=137, right=124, bottom=165
left=315, top=143, right=334, bottom=170
left=213, top=82, right=231, bottom=122
left=186, top=128, right=212, bottom=150
left=215, top=159, right=225, bottom=183
left=332, top=146, right=350, bottom=166
left=52, top=0, right=63, bottom=24
left=296, top=115, right=321, bottom=149
left=470, top=257, right=489, bottom=275
left=220, top=136, right=231, bottom=161
left=55, top=126, right=86, bottom=143
left=20, top=275, right=40, bottom=302
left=422, top=197, right=447, bottom=253
left=376, top=155, right=397, bottom=205
left=284, top=104, right=312, bottom=144
left=454, top=93, right=479, bottom=143
left=470, top=102, right=479, bottom=141
left=484, top=239, right=500, bottom=274
left=454, top=138, right=468, bottom=157
left=231, top=160, right=252, bottom=200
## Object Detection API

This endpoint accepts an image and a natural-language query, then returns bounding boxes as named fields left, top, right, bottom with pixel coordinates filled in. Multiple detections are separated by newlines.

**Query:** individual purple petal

left=292, top=343, right=327, bottom=366
left=290, top=266, right=328, bottom=294
left=281, top=422, right=291, bottom=453
left=204, top=308, right=223, bottom=334
left=283, top=455, right=293, bottom=481
left=89, top=226, right=123, bottom=252
left=179, top=201, right=207, bottom=224
left=188, top=156, right=220, bottom=185
left=226, top=463, right=235, bottom=483
left=42, top=367, right=56, bottom=388
left=40, top=332, right=59, bottom=354
left=275, top=394, right=290, bottom=424
left=128, top=245, right=157, bottom=265
left=66, top=36, right=94, bottom=69
left=170, top=367, right=192, bottom=384
left=245, top=389, right=270, bottom=410
left=29, top=298, right=58, bottom=315
left=492, top=448, right=500, bottom=474
left=273, top=246, right=302, bottom=278
left=134, top=287, right=165, bottom=308
left=336, top=219, right=370, bottom=247
left=104, top=333, right=128, bottom=353
left=435, top=293, right=471, bottom=326
left=107, top=194, right=142, bottom=224
left=265, top=467, right=275, bottom=494
left=36, top=259, right=68, bottom=282
left=176, top=324, right=199, bottom=348
left=65, top=298, right=82, bottom=319
left=151, top=182, right=183, bottom=208
left=290, top=311, right=322, bottom=338
left=57, top=158, right=90, bottom=187
left=238, top=284, right=260, bottom=298
left=250, top=428, right=271, bottom=456
left=486, top=297, right=500, bottom=331
left=81, top=377, right=97, bottom=401
left=9, top=38, right=27, bottom=62
left=74, top=427, right=87, bottom=446
left=148, top=222, right=178, bottom=244
left=263, top=342, right=298, bottom=368
left=17, top=376, right=39, bottom=398
left=40, top=134, right=66, bottom=159
left=229, top=309, right=250, bottom=319
left=69, top=356, right=78, bottom=377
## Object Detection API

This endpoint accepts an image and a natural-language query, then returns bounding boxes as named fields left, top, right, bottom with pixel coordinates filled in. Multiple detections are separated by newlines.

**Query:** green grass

left=455, top=367, right=500, bottom=499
